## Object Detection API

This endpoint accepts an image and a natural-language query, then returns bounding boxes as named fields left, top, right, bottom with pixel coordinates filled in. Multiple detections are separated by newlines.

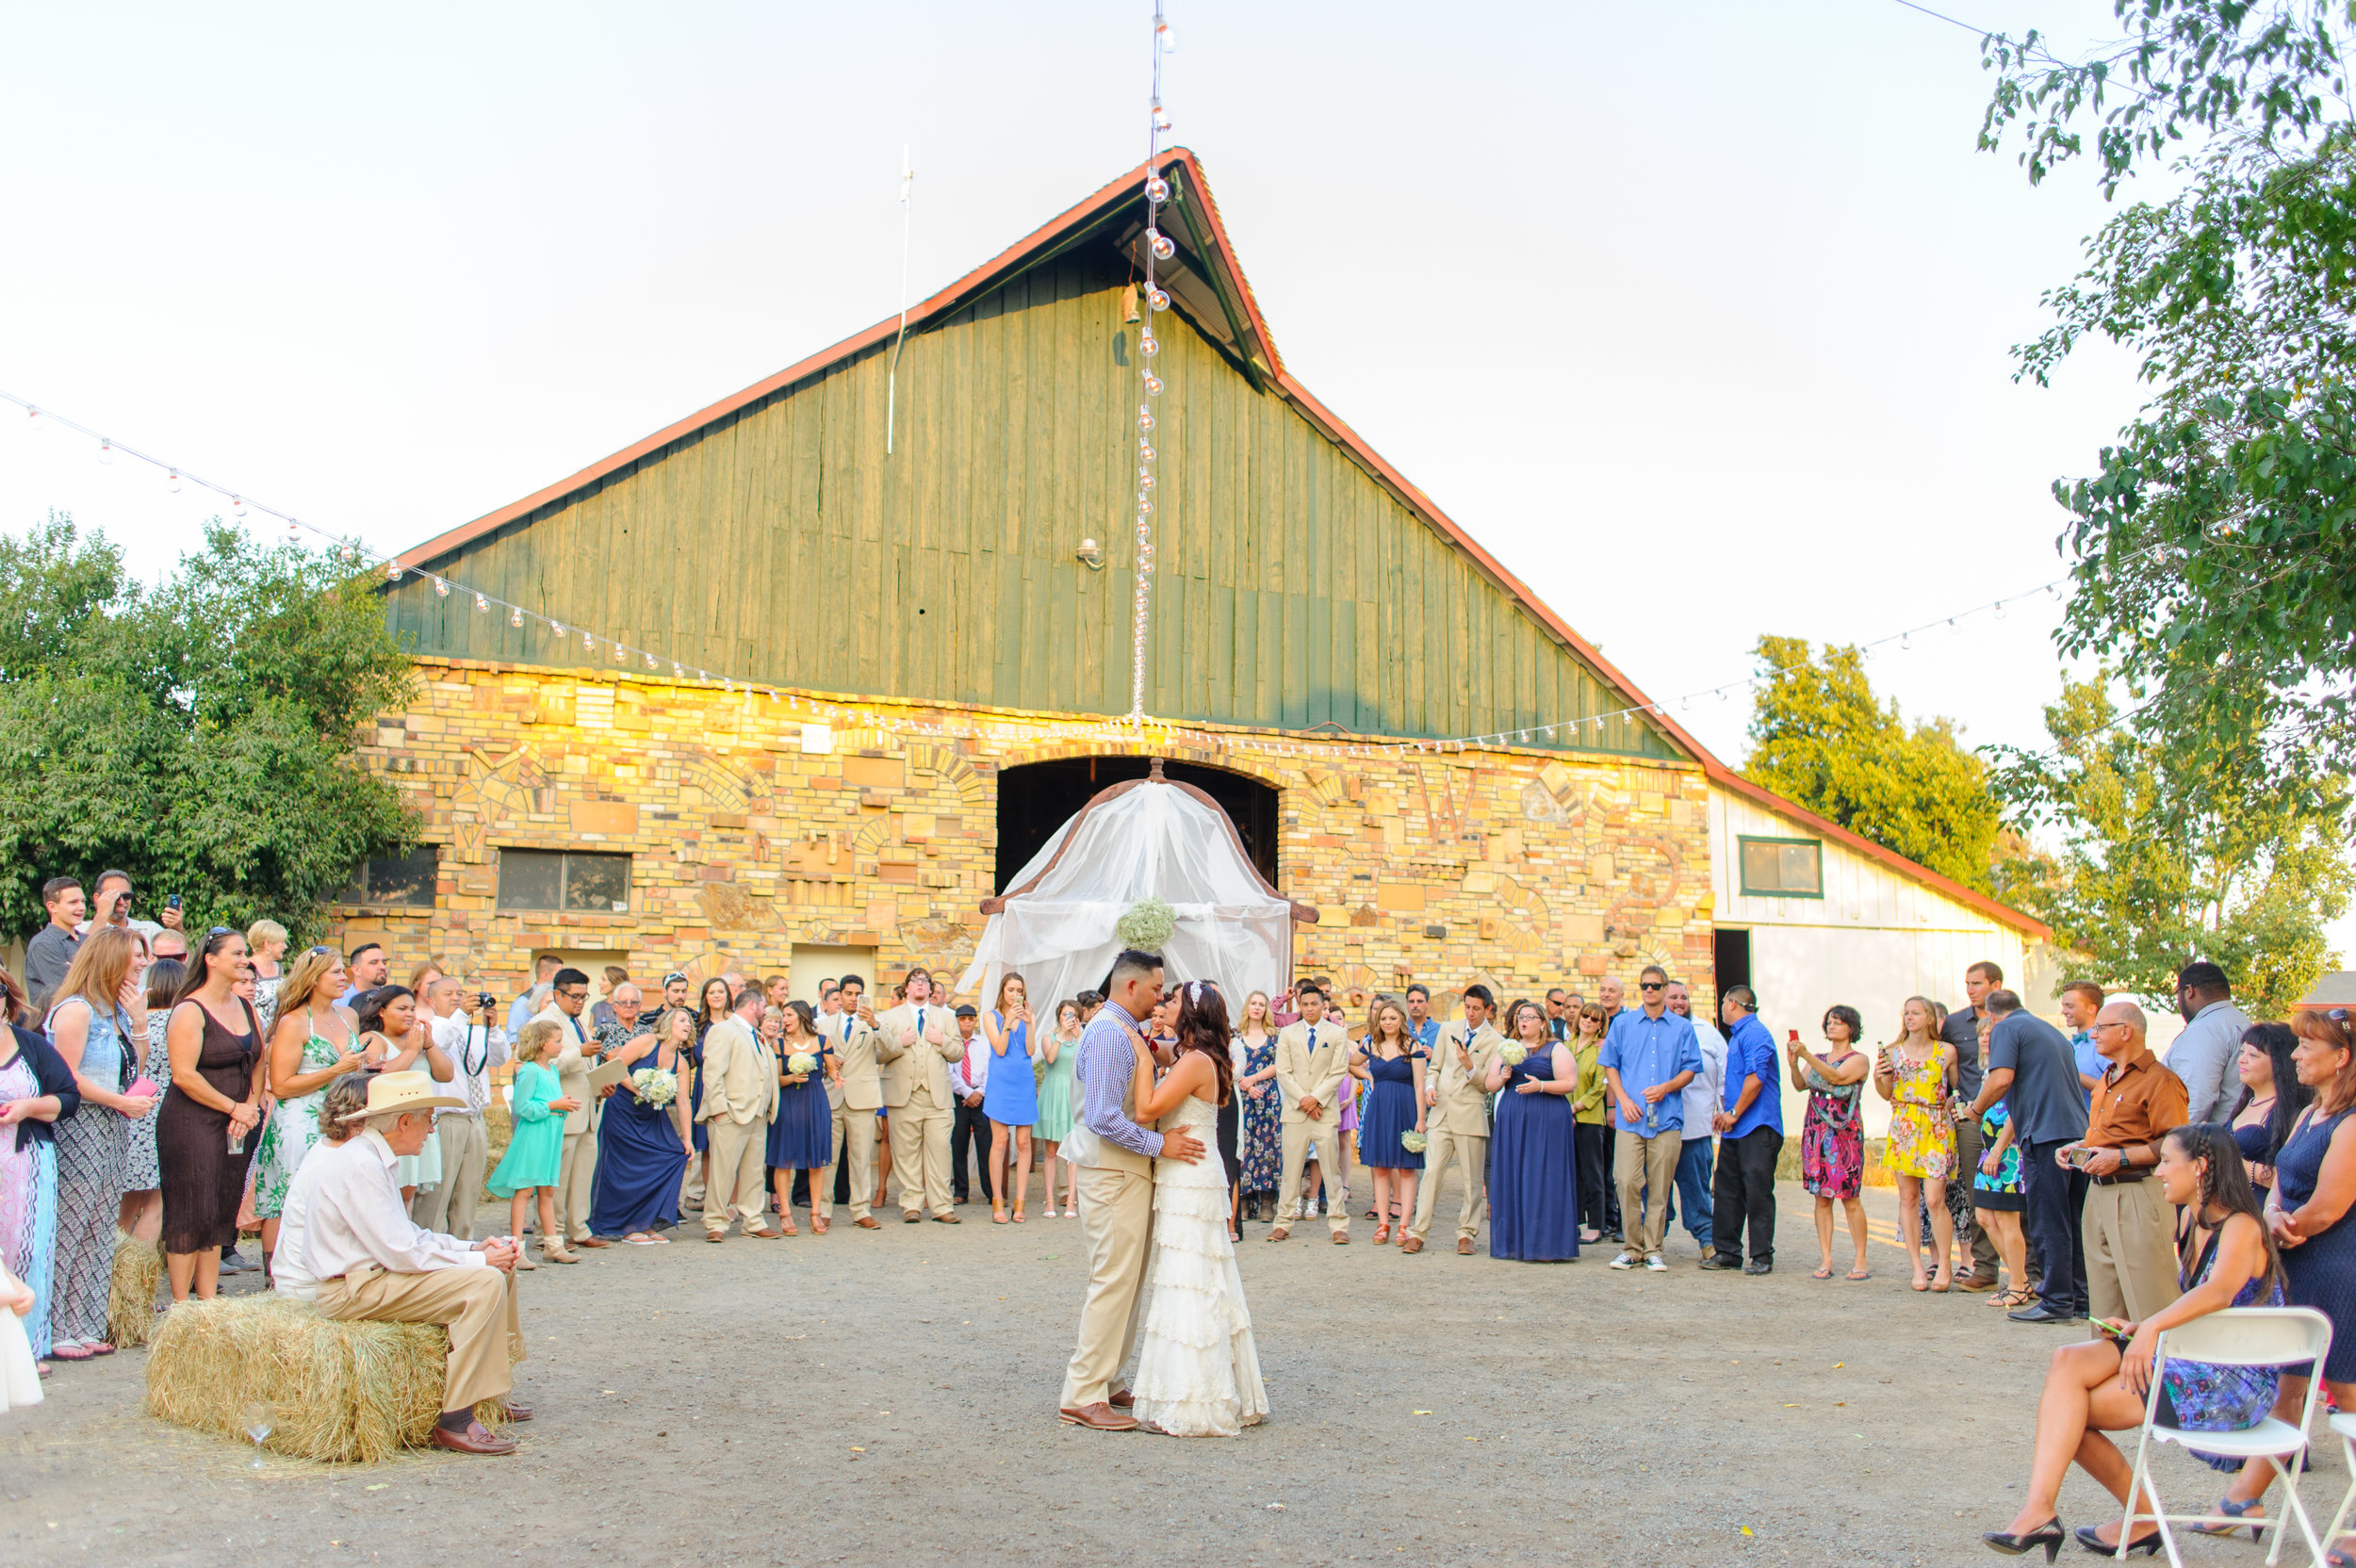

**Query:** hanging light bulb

left=232, top=496, right=247, bottom=517
left=1147, top=286, right=1170, bottom=312
left=1137, top=405, right=1155, bottom=433
left=1153, top=99, right=1171, bottom=133
left=434, top=576, right=450, bottom=596
left=1947, top=617, right=1960, bottom=637
left=385, top=560, right=404, bottom=582
left=1138, top=470, right=1155, bottom=490
left=288, top=517, right=301, bottom=537
left=673, top=662, right=683, bottom=678
left=552, top=621, right=564, bottom=637
left=96, top=439, right=113, bottom=466
left=510, top=606, right=523, bottom=628
left=582, top=629, right=594, bottom=650
left=645, top=652, right=657, bottom=669
left=1994, top=600, right=2007, bottom=620
left=475, top=593, right=489, bottom=612
left=1138, top=441, right=1156, bottom=462
left=1147, top=228, right=1175, bottom=261
left=1137, top=496, right=1153, bottom=514
left=612, top=640, right=624, bottom=662
left=1138, top=332, right=1159, bottom=357
left=1144, top=174, right=1170, bottom=203
left=1156, top=21, right=1177, bottom=52
left=167, top=470, right=182, bottom=494
left=1142, top=373, right=1164, bottom=397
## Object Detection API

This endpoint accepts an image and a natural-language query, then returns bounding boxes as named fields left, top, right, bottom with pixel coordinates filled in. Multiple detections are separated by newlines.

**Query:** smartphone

left=167, top=893, right=183, bottom=910
left=2089, top=1315, right=2132, bottom=1342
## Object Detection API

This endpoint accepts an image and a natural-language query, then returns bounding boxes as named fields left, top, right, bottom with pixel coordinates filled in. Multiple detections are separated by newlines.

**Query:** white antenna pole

left=888, top=144, right=914, bottom=456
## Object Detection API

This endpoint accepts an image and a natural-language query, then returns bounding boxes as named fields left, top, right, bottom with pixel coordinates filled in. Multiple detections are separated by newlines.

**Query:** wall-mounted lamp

left=1075, top=538, right=1104, bottom=570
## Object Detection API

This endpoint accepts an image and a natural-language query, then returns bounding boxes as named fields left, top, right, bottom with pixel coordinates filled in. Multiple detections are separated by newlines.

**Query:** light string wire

left=1129, top=1, right=1178, bottom=722
left=0, top=384, right=2136, bottom=762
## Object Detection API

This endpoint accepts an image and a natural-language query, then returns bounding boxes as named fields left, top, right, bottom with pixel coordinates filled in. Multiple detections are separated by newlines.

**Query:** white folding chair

left=2119, top=1305, right=2333, bottom=1568
left=2319, top=1411, right=2356, bottom=1567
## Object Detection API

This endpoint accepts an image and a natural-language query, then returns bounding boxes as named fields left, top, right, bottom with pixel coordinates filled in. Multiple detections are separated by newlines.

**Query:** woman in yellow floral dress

left=1874, top=995, right=1960, bottom=1293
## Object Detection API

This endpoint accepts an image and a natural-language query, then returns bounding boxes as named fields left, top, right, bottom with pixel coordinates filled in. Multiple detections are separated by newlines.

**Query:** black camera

left=478, top=992, right=497, bottom=1010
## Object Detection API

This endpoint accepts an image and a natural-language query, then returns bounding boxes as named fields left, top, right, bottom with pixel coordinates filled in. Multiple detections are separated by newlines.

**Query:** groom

left=1057, top=947, right=1208, bottom=1432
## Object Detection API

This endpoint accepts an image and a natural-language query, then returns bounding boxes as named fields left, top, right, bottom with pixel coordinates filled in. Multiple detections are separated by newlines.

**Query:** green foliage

left=1979, top=3, right=2356, bottom=776
left=1988, top=678, right=2351, bottom=1016
left=1741, top=636, right=2003, bottom=892
left=0, top=514, right=417, bottom=943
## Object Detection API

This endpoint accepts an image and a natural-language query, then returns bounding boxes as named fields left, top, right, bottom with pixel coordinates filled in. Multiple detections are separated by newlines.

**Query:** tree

left=0, top=514, right=417, bottom=943
left=1989, top=677, right=2350, bottom=1016
left=1980, top=3, right=2356, bottom=776
left=1742, top=635, right=2004, bottom=891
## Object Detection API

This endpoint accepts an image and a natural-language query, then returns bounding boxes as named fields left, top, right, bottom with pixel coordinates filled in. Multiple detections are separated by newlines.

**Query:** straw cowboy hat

left=336, top=1069, right=466, bottom=1122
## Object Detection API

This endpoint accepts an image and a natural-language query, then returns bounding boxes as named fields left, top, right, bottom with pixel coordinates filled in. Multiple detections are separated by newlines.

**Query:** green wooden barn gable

left=386, top=152, right=1684, bottom=762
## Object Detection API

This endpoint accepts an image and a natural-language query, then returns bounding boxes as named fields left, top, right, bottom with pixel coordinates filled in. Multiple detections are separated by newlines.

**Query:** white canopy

left=957, top=778, right=1298, bottom=1014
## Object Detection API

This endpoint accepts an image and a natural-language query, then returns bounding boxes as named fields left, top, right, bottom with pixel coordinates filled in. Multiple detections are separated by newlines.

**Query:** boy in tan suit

left=1271, top=982, right=1350, bottom=1243
left=819, top=973, right=883, bottom=1230
left=1405, top=983, right=1503, bottom=1255
left=876, top=967, right=964, bottom=1222
left=695, top=986, right=781, bottom=1240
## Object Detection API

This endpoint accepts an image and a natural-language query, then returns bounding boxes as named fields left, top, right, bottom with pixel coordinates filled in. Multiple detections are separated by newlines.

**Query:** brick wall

left=331, top=660, right=1717, bottom=1006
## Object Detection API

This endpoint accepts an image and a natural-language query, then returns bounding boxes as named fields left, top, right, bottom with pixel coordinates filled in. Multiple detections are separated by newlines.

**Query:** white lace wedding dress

left=1129, top=1094, right=1269, bottom=1436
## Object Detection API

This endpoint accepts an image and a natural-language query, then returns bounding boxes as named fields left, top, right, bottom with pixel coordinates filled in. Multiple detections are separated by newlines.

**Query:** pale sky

left=3, top=3, right=2342, bottom=956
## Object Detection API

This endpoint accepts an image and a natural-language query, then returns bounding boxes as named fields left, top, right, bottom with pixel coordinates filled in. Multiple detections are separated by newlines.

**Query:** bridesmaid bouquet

left=630, top=1068, right=679, bottom=1107
left=1399, top=1130, right=1429, bottom=1153
left=786, top=1052, right=819, bottom=1076
left=1497, top=1043, right=1528, bottom=1067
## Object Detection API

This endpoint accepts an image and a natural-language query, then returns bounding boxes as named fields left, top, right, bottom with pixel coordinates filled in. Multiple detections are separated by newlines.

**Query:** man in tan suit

left=1056, top=948, right=1207, bottom=1431
left=1405, top=983, right=1503, bottom=1255
left=695, top=985, right=781, bottom=1241
left=876, top=967, right=964, bottom=1223
left=818, top=972, right=883, bottom=1231
left=1271, top=982, right=1351, bottom=1244
left=535, top=969, right=611, bottom=1253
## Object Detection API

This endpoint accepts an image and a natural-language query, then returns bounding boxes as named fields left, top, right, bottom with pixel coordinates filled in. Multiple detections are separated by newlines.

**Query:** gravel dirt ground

left=3, top=1173, right=2337, bottom=1567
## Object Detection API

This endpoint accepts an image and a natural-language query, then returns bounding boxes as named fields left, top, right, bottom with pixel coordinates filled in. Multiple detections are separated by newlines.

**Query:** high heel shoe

left=1981, top=1518, right=2063, bottom=1560
left=2185, top=1495, right=2264, bottom=1541
left=2072, top=1525, right=2161, bottom=1557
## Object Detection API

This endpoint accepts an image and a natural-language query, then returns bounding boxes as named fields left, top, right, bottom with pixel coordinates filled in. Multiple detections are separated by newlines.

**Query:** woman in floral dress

left=1873, top=995, right=1959, bottom=1293
left=1233, top=991, right=1281, bottom=1222
left=1789, top=1004, right=1870, bottom=1280
left=251, top=949, right=364, bottom=1269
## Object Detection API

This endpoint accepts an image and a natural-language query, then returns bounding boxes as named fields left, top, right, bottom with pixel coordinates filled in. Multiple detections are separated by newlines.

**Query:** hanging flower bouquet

left=1114, top=895, right=1177, bottom=952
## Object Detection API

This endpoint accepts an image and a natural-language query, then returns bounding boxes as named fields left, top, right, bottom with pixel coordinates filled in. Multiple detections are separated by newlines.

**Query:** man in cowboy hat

left=302, top=1070, right=532, bottom=1456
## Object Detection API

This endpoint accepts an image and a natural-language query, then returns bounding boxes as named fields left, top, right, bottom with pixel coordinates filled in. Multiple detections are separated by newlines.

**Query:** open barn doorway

left=994, top=757, right=1280, bottom=894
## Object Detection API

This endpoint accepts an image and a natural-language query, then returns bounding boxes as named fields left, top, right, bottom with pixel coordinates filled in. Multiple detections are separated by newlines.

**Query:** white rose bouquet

left=1497, top=1043, right=1528, bottom=1067
left=630, top=1068, right=679, bottom=1108
left=787, top=1052, right=819, bottom=1077
left=1399, top=1130, right=1429, bottom=1154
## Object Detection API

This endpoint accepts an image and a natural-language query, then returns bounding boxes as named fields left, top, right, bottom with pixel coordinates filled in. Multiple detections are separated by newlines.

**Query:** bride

left=1126, top=979, right=1268, bottom=1436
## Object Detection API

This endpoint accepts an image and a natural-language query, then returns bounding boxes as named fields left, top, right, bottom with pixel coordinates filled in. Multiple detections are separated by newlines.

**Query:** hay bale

left=106, top=1231, right=164, bottom=1348
left=144, top=1295, right=503, bottom=1464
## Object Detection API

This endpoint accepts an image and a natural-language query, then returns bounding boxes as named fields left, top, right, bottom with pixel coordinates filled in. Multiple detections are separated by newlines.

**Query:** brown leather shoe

left=429, top=1420, right=518, bottom=1456
left=497, top=1400, right=534, bottom=1423
left=572, top=1236, right=612, bottom=1249
left=1108, top=1390, right=1135, bottom=1410
left=933, top=1214, right=961, bottom=1224
left=902, top=1211, right=923, bottom=1224
left=1399, top=1237, right=1424, bottom=1254
left=854, top=1217, right=882, bottom=1230
left=1956, top=1271, right=2001, bottom=1293
left=1268, top=1227, right=1289, bottom=1242
left=1057, top=1402, right=1139, bottom=1432
left=1457, top=1237, right=1476, bottom=1255
left=1332, top=1232, right=1350, bottom=1245
left=743, top=1227, right=784, bottom=1240
left=705, top=1231, right=726, bottom=1243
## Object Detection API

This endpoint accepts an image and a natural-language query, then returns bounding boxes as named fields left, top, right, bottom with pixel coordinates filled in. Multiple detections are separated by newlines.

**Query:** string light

left=97, top=439, right=112, bottom=466
left=510, top=607, right=523, bottom=628
left=475, top=593, right=489, bottom=612
left=434, top=576, right=450, bottom=596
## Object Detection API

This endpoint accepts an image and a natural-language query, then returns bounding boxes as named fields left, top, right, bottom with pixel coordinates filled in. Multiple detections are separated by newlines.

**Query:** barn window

left=341, top=845, right=440, bottom=907
left=1738, top=836, right=1823, bottom=899
left=497, top=850, right=632, bottom=912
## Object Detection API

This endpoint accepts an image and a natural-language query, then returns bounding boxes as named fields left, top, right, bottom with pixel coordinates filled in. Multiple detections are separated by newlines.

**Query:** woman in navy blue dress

left=1480, top=998, right=1579, bottom=1262
left=1350, top=999, right=1428, bottom=1245
left=588, top=1006, right=694, bottom=1244
left=765, top=1002, right=834, bottom=1235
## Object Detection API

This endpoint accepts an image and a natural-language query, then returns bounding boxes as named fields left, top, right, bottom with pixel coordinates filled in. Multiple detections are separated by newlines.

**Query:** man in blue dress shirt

left=1599, top=965, right=1702, bottom=1273
left=1707, top=986, right=1784, bottom=1275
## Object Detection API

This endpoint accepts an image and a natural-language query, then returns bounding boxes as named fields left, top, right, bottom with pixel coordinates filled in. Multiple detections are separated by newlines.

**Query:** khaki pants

left=819, top=1102, right=878, bottom=1223
left=1278, top=1117, right=1348, bottom=1235
left=415, top=1114, right=487, bottom=1242
left=553, top=1126, right=597, bottom=1243
left=1407, top=1125, right=1487, bottom=1244
left=2084, top=1178, right=2182, bottom=1325
left=1058, top=1164, right=1153, bottom=1410
left=317, top=1262, right=523, bottom=1413
left=704, top=1119, right=770, bottom=1235
left=889, top=1102, right=954, bottom=1217
left=1615, top=1130, right=1681, bottom=1257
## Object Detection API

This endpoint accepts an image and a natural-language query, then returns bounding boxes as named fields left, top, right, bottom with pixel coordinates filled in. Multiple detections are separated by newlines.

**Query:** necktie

left=1308, top=1026, right=1317, bottom=1053
left=916, top=1007, right=926, bottom=1039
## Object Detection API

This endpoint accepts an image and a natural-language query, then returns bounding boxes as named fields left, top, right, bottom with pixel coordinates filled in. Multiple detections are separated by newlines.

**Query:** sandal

left=1809, top=1266, right=1835, bottom=1281
left=1011, top=1207, right=1025, bottom=1223
left=1373, top=1223, right=1390, bottom=1244
left=1845, top=1266, right=1873, bottom=1281
left=1988, top=1288, right=2036, bottom=1309
left=2186, top=1495, right=2265, bottom=1540
left=49, top=1341, right=92, bottom=1361
left=777, top=1216, right=798, bottom=1236
left=991, top=1208, right=1008, bottom=1225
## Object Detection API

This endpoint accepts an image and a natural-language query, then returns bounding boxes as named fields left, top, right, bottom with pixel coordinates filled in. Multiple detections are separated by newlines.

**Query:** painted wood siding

left=386, top=245, right=1677, bottom=759
left=1707, top=786, right=2026, bottom=940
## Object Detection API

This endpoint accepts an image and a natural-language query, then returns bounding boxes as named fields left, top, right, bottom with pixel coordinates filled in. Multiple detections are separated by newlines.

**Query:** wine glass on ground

left=242, top=1399, right=273, bottom=1466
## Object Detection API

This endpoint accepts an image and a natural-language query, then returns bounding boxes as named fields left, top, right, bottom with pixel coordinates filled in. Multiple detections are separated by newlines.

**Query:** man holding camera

left=417, top=977, right=511, bottom=1240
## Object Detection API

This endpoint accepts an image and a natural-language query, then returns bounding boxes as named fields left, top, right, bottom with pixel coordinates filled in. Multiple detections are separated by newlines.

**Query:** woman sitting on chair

left=1984, top=1123, right=2284, bottom=1560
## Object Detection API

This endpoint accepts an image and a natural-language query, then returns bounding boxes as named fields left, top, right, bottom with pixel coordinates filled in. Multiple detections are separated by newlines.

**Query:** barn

left=340, top=147, right=2047, bottom=1080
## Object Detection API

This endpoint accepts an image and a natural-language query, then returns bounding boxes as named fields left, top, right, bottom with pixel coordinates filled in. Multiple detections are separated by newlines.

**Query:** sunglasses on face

left=1638, top=981, right=1665, bottom=992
